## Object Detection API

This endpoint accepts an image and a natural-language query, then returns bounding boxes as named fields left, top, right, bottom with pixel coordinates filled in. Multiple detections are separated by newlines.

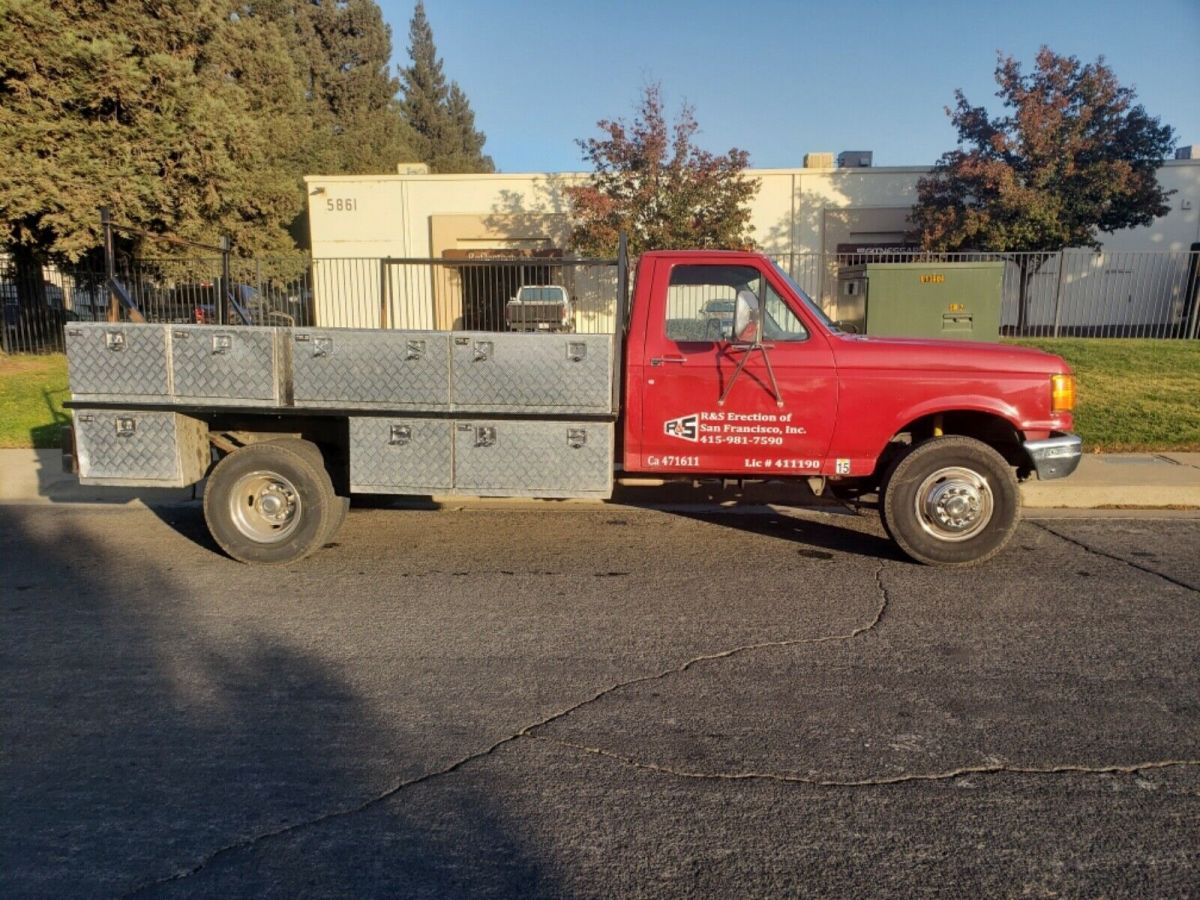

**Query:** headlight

left=1051, top=374, right=1076, bottom=412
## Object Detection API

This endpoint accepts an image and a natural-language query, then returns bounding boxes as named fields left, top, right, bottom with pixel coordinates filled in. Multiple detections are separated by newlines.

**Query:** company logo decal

left=664, top=413, right=699, bottom=442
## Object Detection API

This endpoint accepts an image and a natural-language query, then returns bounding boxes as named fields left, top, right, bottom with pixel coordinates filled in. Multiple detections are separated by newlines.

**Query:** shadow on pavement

left=669, top=507, right=908, bottom=563
left=0, top=508, right=552, bottom=896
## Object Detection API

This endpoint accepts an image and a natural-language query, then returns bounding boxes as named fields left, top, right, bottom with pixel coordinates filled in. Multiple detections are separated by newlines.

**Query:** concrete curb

left=1019, top=453, right=1200, bottom=509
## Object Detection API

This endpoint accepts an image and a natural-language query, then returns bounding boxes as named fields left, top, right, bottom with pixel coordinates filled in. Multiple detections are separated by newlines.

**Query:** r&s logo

left=664, top=414, right=699, bottom=442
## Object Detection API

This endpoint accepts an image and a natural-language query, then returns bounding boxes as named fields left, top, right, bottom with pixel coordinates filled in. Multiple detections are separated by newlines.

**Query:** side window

left=665, top=264, right=760, bottom=342
left=664, top=264, right=807, bottom=343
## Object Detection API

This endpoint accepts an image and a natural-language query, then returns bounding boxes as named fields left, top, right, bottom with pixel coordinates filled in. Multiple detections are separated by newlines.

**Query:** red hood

left=831, top=334, right=1072, bottom=375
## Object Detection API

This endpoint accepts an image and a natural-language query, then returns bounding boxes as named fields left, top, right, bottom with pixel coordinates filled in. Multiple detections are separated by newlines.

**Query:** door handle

left=650, top=355, right=686, bottom=366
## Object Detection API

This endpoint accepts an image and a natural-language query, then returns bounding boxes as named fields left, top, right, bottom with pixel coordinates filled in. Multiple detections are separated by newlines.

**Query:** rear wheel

left=204, top=442, right=337, bottom=565
left=265, top=438, right=349, bottom=542
left=882, top=436, right=1019, bottom=567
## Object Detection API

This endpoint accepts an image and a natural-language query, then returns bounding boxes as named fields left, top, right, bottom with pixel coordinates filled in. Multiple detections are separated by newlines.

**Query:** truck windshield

left=771, top=261, right=839, bottom=332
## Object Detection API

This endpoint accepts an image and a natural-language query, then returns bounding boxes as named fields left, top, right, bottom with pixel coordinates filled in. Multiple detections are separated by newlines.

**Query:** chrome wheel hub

left=229, top=471, right=301, bottom=543
left=915, top=466, right=994, bottom=542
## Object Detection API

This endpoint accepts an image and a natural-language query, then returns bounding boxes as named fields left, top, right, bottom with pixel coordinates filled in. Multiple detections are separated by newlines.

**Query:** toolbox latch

left=567, top=427, right=587, bottom=449
left=211, top=333, right=233, bottom=354
left=105, top=330, right=126, bottom=352
left=567, top=341, right=587, bottom=362
left=472, top=340, right=493, bottom=362
left=388, top=424, right=412, bottom=446
left=115, top=416, right=137, bottom=437
left=474, top=425, right=496, bottom=447
left=405, top=339, right=425, bottom=361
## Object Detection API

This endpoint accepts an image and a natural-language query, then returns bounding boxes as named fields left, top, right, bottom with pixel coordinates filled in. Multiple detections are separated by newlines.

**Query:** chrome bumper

left=1023, top=433, right=1083, bottom=480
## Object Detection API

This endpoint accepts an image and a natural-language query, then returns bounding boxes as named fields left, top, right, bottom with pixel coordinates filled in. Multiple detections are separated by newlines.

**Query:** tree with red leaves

left=566, top=85, right=758, bottom=257
left=912, top=47, right=1176, bottom=330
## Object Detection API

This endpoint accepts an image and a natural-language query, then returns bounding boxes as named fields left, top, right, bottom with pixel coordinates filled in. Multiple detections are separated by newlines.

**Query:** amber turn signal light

left=1051, top=374, right=1076, bottom=412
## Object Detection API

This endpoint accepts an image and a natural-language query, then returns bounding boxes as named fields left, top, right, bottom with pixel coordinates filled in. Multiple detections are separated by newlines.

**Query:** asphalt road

left=2, top=500, right=1198, bottom=898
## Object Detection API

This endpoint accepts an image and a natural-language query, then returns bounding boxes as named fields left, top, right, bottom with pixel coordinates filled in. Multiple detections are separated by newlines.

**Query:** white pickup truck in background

left=505, top=284, right=574, bottom=332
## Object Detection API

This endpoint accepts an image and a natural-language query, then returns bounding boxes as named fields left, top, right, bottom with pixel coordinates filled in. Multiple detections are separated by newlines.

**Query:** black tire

left=265, top=438, right=349, bottom=543
left=203, top=441, right=337, bottom=565
left=876, top=455, right=905, bottom=541
left=881, top=436, right=1019, bottom=567
left=326, top=495, right=350, bottom=542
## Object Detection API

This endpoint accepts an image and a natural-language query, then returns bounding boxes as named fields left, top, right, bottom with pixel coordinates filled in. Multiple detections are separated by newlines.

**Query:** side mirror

left=732, top=289, right=760, bottom=343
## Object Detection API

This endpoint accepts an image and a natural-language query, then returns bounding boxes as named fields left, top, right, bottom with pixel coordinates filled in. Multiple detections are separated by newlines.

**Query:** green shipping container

left=835, top=261, right=1004, bottom=341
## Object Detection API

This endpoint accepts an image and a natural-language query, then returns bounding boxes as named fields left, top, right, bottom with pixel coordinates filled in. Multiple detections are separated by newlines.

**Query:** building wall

left=303, top=160, right=1200, bottom=328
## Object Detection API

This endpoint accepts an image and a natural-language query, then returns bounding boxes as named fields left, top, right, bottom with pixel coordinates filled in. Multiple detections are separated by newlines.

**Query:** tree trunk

left=13, top=244, right=47, bottom=311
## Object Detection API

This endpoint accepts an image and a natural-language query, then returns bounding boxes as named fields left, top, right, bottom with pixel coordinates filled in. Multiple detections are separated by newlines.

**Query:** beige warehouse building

left=303, top=155, right=1200, bottom=331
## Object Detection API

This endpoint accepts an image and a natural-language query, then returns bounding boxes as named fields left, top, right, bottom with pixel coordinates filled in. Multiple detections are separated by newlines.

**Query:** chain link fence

left=3, top=248, right=1197, bottom=353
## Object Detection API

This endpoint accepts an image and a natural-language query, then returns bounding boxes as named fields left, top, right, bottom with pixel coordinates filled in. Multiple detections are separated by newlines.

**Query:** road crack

left=123, top=563, right=892, bottom=896
left=1032, top=521, right=1199, bottom=592
left=534, top=736, right=1200, bottom=787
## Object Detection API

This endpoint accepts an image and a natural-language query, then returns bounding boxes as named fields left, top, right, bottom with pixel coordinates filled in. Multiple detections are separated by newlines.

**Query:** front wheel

left=882, top=436, right=1019, bottom=567
left=203, top=441, right=337, bottom=565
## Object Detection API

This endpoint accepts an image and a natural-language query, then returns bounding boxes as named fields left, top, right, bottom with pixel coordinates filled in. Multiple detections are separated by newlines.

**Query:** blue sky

left=378, top=0, right=1200, bottom=173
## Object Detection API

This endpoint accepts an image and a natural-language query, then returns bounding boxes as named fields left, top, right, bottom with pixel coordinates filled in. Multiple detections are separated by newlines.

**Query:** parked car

left=505, top=284, right=574, bottom=332
left=2, top=280, right=78, bottom=349
left=187, top=283, right=296, bottom=326
left=700, top=298, right=736, bottom=339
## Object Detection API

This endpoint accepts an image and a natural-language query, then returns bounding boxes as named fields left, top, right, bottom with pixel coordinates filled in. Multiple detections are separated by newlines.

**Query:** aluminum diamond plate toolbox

left=170, top=325, right=284, bottom=405
left=450, top=333, right=613, bottom=414
left=75, top=410, right=209, bottom=487
left=349, top=417, right=453, bottom=494
left=66, top=323, right=170, bottom=400
left=453, top=419, right=613, bottom=498
left=292, top=329, right=450, bottom=409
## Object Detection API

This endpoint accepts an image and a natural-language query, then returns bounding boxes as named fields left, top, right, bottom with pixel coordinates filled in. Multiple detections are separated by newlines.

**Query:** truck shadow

left=0, top=509, right=554, bottom=896
left=666, top=507, right=908, bottom=563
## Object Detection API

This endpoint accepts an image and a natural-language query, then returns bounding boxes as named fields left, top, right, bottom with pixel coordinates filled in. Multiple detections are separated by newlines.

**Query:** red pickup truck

left=622, top=251, right=1079, bottom=565
left=64, top=249, right=1080, bottom=567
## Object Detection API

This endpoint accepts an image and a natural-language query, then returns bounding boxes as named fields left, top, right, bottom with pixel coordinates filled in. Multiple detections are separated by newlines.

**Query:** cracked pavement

left=2, top=502, right=1198, bottom=897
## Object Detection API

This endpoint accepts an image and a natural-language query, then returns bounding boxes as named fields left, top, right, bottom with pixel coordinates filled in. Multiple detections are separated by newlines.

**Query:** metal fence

left=3, top=248, right=1198, bottom=353
left=772, top=249, right=1200, bottom=340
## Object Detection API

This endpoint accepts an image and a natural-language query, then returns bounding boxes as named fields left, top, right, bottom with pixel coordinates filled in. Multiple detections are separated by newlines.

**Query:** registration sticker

left=836, top=458, right=851, bottom=475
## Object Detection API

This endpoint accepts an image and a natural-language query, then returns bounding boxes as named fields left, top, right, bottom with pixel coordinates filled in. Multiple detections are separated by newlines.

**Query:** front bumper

left=1023, top=433, right=1083, bottom=480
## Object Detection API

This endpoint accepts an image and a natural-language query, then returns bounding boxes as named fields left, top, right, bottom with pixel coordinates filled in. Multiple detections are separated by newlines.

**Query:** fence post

left=100, top=207, right=118, bottom=323
left=379, top=258, right=390, bottom=329
left=218, top=236, right=230, bottom=325
left=1051, top=249, right=1068, bottom=338
left=616, top=232, right=629, bottom=335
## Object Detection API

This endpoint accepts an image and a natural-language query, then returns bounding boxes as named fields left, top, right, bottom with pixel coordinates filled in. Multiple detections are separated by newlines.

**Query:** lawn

left=1, top=341, right=1197, bottom=453
left=1008, top=339, right=1200, bottom=452
left=0, top=353, right=70, bottom=449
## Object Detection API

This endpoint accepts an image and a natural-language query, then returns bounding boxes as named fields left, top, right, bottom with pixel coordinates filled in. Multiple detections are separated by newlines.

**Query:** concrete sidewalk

left=2, top=448, right=1198, bottom=510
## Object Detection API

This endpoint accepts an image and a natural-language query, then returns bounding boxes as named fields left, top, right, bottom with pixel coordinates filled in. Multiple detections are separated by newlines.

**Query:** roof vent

left=837, top=151, right=873, bottom=168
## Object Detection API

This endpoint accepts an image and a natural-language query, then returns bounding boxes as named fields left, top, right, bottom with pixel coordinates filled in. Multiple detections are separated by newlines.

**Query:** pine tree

left=446, top=83, right=494, bottom=174
left=398, top=2, right=492, bottom=173
left=0, top=0, right=308, bottom=264
left=279, top=0, right=417, bottom=175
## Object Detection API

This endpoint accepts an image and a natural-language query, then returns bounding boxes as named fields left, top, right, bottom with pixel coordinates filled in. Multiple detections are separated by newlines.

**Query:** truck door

left=636, top=260, right=838, bottom=477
